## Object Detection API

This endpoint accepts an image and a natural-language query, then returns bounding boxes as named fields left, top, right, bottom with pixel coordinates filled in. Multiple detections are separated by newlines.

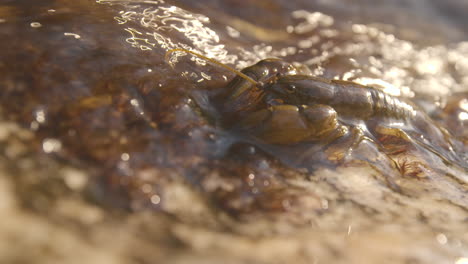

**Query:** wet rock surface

left=0, top=0, right=467, bottom=263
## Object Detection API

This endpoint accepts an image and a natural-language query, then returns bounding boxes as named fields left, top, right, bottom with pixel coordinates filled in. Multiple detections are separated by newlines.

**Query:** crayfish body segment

left=266, top=75, right=416, bottom=120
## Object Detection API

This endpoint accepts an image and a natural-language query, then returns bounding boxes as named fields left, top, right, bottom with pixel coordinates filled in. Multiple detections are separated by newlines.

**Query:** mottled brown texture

left=0, top=0, right=467, bottom=263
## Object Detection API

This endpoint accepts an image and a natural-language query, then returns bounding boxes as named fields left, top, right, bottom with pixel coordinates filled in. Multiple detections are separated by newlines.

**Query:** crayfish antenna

left=165, top=48, right=258, bottom=86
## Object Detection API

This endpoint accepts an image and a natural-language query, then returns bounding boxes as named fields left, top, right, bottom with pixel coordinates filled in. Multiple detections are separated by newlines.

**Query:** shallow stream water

left=0, top=0, right=467, bottom=263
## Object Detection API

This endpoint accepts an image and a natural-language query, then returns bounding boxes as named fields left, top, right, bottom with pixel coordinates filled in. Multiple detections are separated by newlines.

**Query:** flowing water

left=0, top=0, right=467, bottom=263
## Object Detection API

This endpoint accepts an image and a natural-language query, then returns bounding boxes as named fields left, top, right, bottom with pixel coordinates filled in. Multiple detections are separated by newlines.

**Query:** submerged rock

left=0, top=0, right=467, bottom=263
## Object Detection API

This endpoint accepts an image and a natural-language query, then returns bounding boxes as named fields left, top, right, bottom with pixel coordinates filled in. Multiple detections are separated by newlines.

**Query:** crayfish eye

left=285, top=85, right=296, bottom=93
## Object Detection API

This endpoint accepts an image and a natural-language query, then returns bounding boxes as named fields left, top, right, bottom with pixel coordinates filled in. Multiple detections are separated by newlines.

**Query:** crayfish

left=165, top=49, right=467, bottom=170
